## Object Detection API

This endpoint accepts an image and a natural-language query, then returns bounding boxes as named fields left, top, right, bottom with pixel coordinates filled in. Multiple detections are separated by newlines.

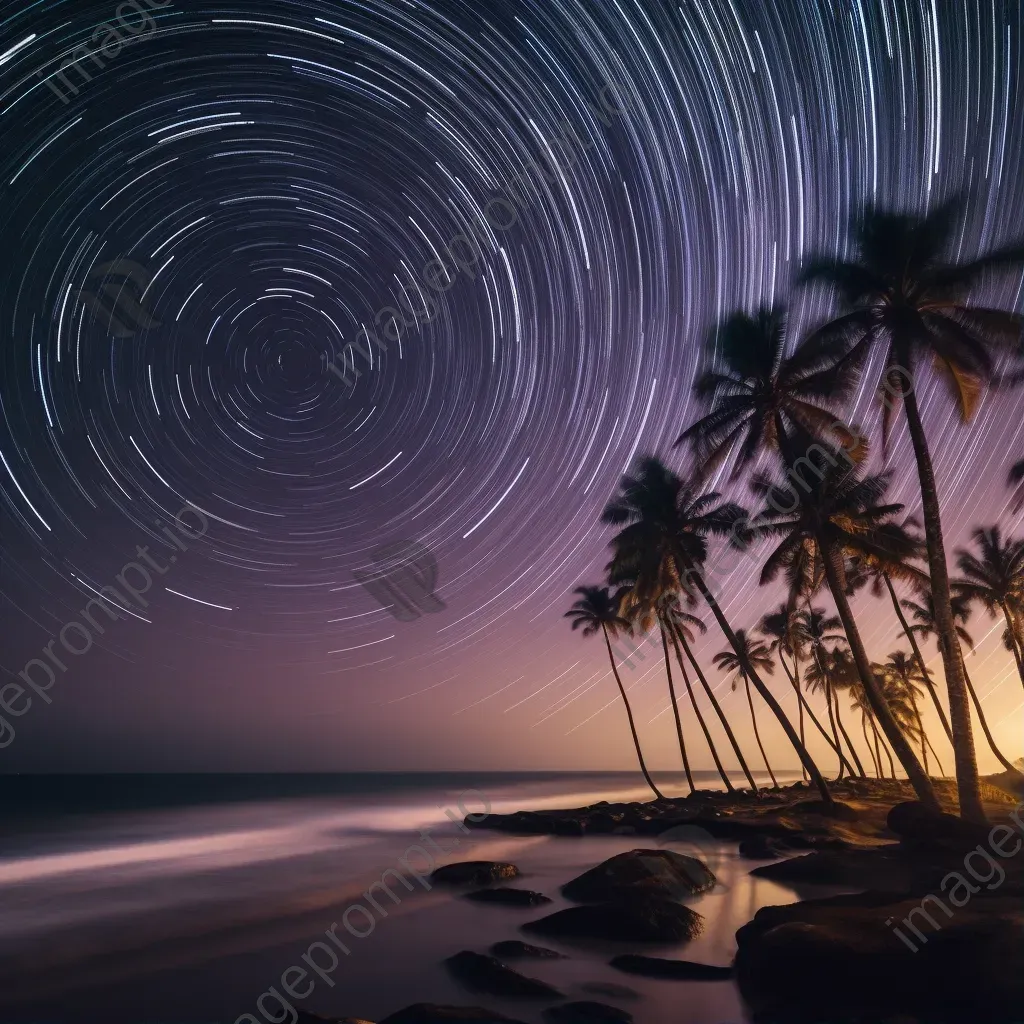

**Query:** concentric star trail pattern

left=0, top=0, right=1022, bottom=771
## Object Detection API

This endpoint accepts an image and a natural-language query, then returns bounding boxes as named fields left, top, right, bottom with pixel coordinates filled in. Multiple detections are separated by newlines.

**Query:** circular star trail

left=0, top=0, right=1022, bottom=769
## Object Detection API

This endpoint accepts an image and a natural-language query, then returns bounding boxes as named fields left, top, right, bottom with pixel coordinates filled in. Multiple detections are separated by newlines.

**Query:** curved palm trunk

left=822, top=675, right=847, bottom=779
left=822, top=543, right=940, bottom=812
left=602, top=626, right=663, bottom=800
left=742, top=673, right=779, bottom=788
left=660, top=621, right=695, bottom=796
left=832, top=688, right=866, bottom=777
left=678, top=631, right=759, bottom=794
left=883, top=572, right=954, bottom=745
left=901, top=383, right=984, bottom=822
left=686, top=567, right=833, bottom=805
left=960, top=653, right=1021, bottom=775
left=778, top=650, right=807, bottom=780
left=925, top=733, right=946, bottom=777
left=669, top=625, right=734, bottom=792
left=874, top=718, right=896, bottom=778
left=861, top=714, right=881, bottom=777
left=780, top=649, right=851, bottom=776
left=909, top=692, right=929, bottom=776
left=999, top=601, right=1024, bottom=692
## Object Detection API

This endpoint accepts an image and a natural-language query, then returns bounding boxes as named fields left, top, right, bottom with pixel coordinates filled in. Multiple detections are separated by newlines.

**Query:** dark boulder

left=609, top=954, right=733, bottom=980
left=542, top=1001, right=632, bottom=1023
left=790, top=799, right=860, bottom=821
left=465, top=887, right=551, bottom=906
left=490, top=940, right=565, bottom=959
left=738, top=835, right=784, bottom=859
left=561, top=849, right=715, bottom=902
left=735, top=890, right=1024, bottom=1022
left=431, top=862, right=520, bottom=886
left=522, top=898, right=703, bottom=943
left=887, top=801, right=992, bottom=848
left=444, top=951, right=562, bottom=999
left=380, top=1006, right=528, bottom=1024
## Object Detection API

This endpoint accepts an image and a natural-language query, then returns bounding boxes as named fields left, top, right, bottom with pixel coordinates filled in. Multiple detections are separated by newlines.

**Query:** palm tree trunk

left=743, top=673, right=779, bottom=788
left=779, top=649, right=847, bottom=774
left=660, top=622, right=695, bottom=795
left=861, top=714, right=881, bottom=777
left=790, top=651, right=809, bottom=781
left=883, top=572, right=954, bottom=745
left=602, top=626, right=663, bottom=799
left=900, top=382, right=984, bottom=822
left=925, top=733, right=946, bottom=777
left=686, top=567, right=833, bottom=805
left=1000, top=602, right=1024, bottom=692
left=678, top=630, right=759, bottom=794
left=960, top=652, right=1021, bottom=775
left=821, top=542, right=941, bottom=812
left=875, top=718, right=896, bottom=778
left=910, top=694, right=930, bottom=776
left=822, top=675, right=847, bottom=779
left=669, top=624, right=734, bottom=792
left=832, top=687, right=867, bottom=776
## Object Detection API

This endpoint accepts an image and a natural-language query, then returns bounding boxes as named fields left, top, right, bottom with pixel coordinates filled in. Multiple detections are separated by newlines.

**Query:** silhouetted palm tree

left=676, top=305, right=858, bottom=478
left=801, top=198, right=1024, bottom=822
left=603, top=456, right=834, bottom=804
left=905, top=589, right=1021, bottom=776
left=660, top=598, right=735, bottom=793
left=565, top=586, right=663, bottom=799
left=881, top=651, right=941, bottom=776
left=954, top=525, right=1024, bottom=691
left=713, top=630, right=779, bottom=788
left=753, top=461, right=940, bottom=810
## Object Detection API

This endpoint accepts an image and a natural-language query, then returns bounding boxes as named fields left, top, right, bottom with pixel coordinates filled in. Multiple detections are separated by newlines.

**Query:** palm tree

left=880, top=651, right=941, bottom=777
left=660, top=598, right=736, bottom=793
left=565, top=586, right=664, bottom=799
left=801, top=198, right=1024, bottom=822
left=904, top=590, right=1020, bottom=776
left=760, top=603, right=847, bottom=780
left=668, top=603, right=760, bottom=794
left=712, top=630, right=780, bottom=788
left=826, top=647, right=870, bottom=778
left=753, top=460, right=941, bottom=811
left=795, top=607, right=858, bottom=777
left=845, top=521, right=955, bottom=746
left=954, top=525, right=1024, bottom=690
left=602, top=456, right=834, bottom=805
left=620, top=589, right=695, bottom=795
left=676, top=305, right=858, bottom=478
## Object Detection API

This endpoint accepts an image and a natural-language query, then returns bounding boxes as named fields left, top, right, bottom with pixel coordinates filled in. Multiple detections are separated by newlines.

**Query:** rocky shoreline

left=302, top=776, right=1024, bottom=1023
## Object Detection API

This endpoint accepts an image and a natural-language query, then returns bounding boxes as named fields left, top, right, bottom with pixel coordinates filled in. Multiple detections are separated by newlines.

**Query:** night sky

left=0, top=0, right=1022, bottom=773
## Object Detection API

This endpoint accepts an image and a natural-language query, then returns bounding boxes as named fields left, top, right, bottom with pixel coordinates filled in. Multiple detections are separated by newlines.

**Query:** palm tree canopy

left=801, top=197, right=1024, bottom=438
left=954, top=525, right=1024, bottom=618
left=713, top=628, right=775, bottom=679
left=760, top=603, right=805, bottom=659
left=603, top=455, right=747, bottom=604
left=676, top=305, right=857, bottom=477
left=565, top=585, right=632, bottom=638
left=902, top=589, right=976, bottom=651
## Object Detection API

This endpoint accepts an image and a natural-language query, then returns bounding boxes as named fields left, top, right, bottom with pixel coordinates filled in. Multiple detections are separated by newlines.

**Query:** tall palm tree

left=845, top=521, right=955, bottom=746
left=795, top=607, right=858, bottom=777
left=602, top=456, right=834, bottom=805
left=676, top=305, right=858, bottom=478
left=826, top=647, right=870, bottom=778
left=801, top=198, right=1024, bottom=822
left=804, top=645, right=867, bottom=778
left=621, top=589, right=695, bottom=795
left=669, top=605, right=760, bottom=794
left=849, top=678, right=889, bottom=778
left=954, top=525, right=1024, bottom=690
left=880, top=651, right=941, bottom=777
left=565, top=586, right=664, bottom=799
left=905, top=589, right=1021, bottom=776
left=753, top=460, right=941, bottom=811
left=712, top=630, right=780, bottom=789
left=661, top=597, right=736, bottom=793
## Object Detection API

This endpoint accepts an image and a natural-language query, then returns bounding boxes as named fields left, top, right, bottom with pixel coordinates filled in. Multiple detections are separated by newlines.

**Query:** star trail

left=0, top=0, right=1022, bottom=771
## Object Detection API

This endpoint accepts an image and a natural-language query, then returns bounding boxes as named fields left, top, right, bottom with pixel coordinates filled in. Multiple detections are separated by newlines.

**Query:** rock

left=380, top=1006, right=528, bottom=1024
left=790, top=799, right=860, bottom=821
left=579, top=982, right=639, bottom=1000
left=748, top=848, right=920, bottom=890
left=734, top=890, right=1024, bottom=1022
left=522, top=898, right=703, bottom=943
left=887, top=801, right=991, bottom=848
left=431, top=862, right=520, bottom=886
left=738, top=835, right=784, bottom=859
left=542, top=1001, right=632, bottom=1023
left=465, top=887, right=551, bottom=906
left=490, top=940, right=565, bottom=959
left=561, top=849, right=715, bottom=902
left=444, top=951, right=562, bottom=999
left=609, top=954, right=733, bottom=980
